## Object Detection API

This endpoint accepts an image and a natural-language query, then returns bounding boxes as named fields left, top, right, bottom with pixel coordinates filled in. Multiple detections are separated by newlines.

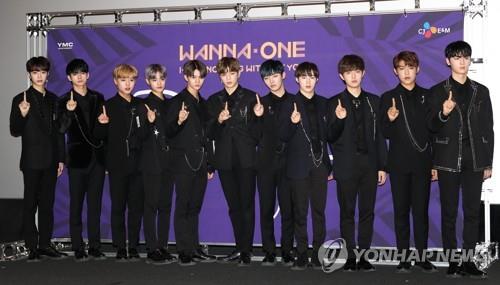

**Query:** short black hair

left=26, top=56, right=50, bottom=72
left=445, top=41, right=472, bottom=59
left=295, top=62, right=319, bottom=78
left=259, top=59, right=285, bottom=79
left=183, top=60, right=208, bottom=78
left=338, top=54, right=365, bottom=74
left=66, top=58, right=89, bottom=75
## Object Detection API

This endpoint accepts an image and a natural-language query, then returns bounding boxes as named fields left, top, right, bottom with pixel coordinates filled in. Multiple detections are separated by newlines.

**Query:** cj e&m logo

left=418, top=21, right=451, bottom=39
left=57, top=42, right=74, bottom=50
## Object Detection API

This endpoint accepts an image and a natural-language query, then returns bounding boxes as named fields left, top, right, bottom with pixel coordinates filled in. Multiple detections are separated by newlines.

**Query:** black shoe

left=74, top=249, right=88, bottom=262
left=396, top=261, right=412, bottom=273
left=128, top=248, right=140, bottom=262
left=238, top=252, right=252, bottom=267
left=446, top=262, right=463, bottom=278
left=281, top=251, right=294, bottom=267
left=115, top=248, right=128, bottom=262
left=88, top=248, right=106, bottom=260
left=179, top=254, right=196, bottom=266
left=261, top=253, right=276, bottom=266
left=146, top=249, right=168, bottom=265
left=343, top=258, right=357, bottom=272
left=357, top=257, right=376, bottom=272
left=217, top=250, right=241, bottom=263
left=27, top=249, right=41, bottom=263
left=291, top=253, right=308, bottom=271
left=38, top=246, right=65, bottom=260
left=416, top=260, right=437, bottom=273
left=193, top=248, right=217, bottom=263
left=159, top=248, right=177, bottom=264
left=462, top=262, right=487, bottom=279
left=310, top=255, right=322, bottom=270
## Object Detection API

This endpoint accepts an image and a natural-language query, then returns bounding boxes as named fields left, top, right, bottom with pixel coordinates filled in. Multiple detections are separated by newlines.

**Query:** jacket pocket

left=435, top=137, right=449, bottom=144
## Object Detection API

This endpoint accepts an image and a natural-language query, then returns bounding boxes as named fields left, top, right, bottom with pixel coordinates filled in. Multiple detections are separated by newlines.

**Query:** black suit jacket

left=10, top=86, right=65, bottom=170
left=279, top=93, right=332, bottom=179
left=94, top=94, right=143, bottom=173
left=380, top=84, right=432, bottom=174
left=165, top=88, right=210, bottom=174
left=255, top=91, right=292, bottom=172
left=206, top=85, right=260, bottom=170
left=428, top=77, right=494, bottom=172
left=59, top=88, right=106, bottom=168
left=327, top=90, right=387, bottom=180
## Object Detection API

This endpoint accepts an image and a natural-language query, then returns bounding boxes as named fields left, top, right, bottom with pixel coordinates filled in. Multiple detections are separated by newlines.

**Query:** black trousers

left=68, top=160, right=105, bottom=251
left=22, top=167, right=57, bottom=250
left=438, top=143, right=483, bottom=252
left=174, top=170, right=207, bottom=255
left=108, top=170, right=143, bottom=250
left=143, top=170, right=174, bottom=252
left=289, top=164, right=328, bottom=256
left=218, top=168, right=256, bottom=254
left=390, top=171, right=431, bottom=252
left=336, top=154, right=378, bottom=258
left=257, top=166, right=294, bottom=254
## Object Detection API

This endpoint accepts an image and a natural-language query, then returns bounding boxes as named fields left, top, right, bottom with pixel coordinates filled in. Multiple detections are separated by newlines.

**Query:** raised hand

left=335, top=99, right=347, bottom=119
left=387, top=97, right=399, bottom=122
left=442, top=90, right=456, bottom=116
left=178, top=101, right=189, bottom=125
left=378, top=171, right=387, bottom=186
left=57, top=162, right=64, bottom=177
left=291, top=102, right=301, bottom=124
left=145, top=104, right=156, bottom=123
left=66, top=90, right=77, bottom=111
left=431, top=169, right=438, bottom=181
left=484, top=168, right=492, bottom=180
left=98, top=105, right=109, bottom=124
left=253, top=93, right=264, bottom=117
left=218, top=101, right=231, bottom=124
left=19, top=91, right=30, bottom=117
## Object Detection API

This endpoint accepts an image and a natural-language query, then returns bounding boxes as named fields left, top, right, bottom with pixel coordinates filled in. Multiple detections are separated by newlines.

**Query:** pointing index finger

left=448, top=90, right=453, bottom=101
left=392, top=97, right=396, bottom=108
left=145, top=104, right=151, bottom=112
left=255, top=94, right=260, bottom=105
left=102, top=105, right=107, bottom=116
left=23, top=91, right=26, bottom=102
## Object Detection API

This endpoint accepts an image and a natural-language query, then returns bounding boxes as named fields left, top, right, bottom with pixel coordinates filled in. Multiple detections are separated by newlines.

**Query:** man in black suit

left=164, top=60, right=216, bottom=265
left=59, top=58, right=106, bottom=261
left=380, top=51, right=436, bottom=273
left=137, top=64, right=177, bottom=265
left=9, top=56, right=65, bottom=262
left=206, top=57, right=262, bottom=266
left=328, top=55, right=387, bottom=272
left=428, top=41, right=493, bottom=279
left=94, top=64, right=143, bottom=262
left=256, top=59, right=294, bottom=266
left=279, top=62, right=332, bottom=270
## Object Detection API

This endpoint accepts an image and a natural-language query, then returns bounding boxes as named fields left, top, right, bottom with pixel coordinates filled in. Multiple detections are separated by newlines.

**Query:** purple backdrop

left=47, top=11, right=464, bottom=247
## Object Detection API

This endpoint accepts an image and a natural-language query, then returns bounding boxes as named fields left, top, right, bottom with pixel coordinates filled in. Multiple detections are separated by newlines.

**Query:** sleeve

left=326, top=98, right=346, bottom=143
left=93, top=100, right=109, bottom=140
left=278, top=99, right=298, bottom=143
left=9, top=94, right=28, bottom=137
left=483, top=87, right=494, bottom=167
left=58, top=95, right=74, bottom=134
left=164, top=98, right=185, bottom=138
left=379, top=92, right=397, bottom=139
left=427, top=86, right=448, bottom=133
left=205, top=96, right=225, bottom=140
left=374, top=97, right=388, bottom=172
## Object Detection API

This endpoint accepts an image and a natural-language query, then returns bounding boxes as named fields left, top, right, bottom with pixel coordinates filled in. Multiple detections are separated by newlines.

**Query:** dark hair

left=216, top=57, right=240, bottom=74
left=259, top=59, right=285, bottom=79
left=393, top=51, right=419, bottom=68
left=145, top=64, right=167, bottom=80
left=445, top=41, right=472, bottom=58
left=295, top=62, right=319, bottom=78
left=183, top=60, right=208, bottom=78
left=338, top=54, right=365, bottom=74
left=66, top=58, right=89, bottom=75
left=26, top=56, right=50, bottom=72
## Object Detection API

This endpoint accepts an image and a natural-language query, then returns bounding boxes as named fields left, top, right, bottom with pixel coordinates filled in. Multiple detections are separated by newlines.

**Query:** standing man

left=328, top=54, right=387, bottom=272
left=428, top=41, right=493, bottom=279
left=94, top=64, right=144, bottom=262
left=206, top=57, right=262, bottom=266
left=10, top=56, right=65, bottom=261
left=165, top=60, right=216, bottom=265
left=59, top=58, right=106, bottom=261
left=380, top=51, right=436, bottom=273
left=257, top=59, right=295, bottom=266
left=279, top=62, right=332, bottom=270
left=138, top=64, right=177, bottom=265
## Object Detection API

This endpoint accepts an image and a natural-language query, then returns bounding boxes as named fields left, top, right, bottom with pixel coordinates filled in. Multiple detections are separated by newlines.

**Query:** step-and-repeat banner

left=47, top=11, right=463, bottom=247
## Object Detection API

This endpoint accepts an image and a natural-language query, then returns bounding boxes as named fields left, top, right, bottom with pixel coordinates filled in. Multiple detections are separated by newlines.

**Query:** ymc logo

left=418, top=21, right=451, bottom=39
left=57, top=42, right=73, bottom=50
